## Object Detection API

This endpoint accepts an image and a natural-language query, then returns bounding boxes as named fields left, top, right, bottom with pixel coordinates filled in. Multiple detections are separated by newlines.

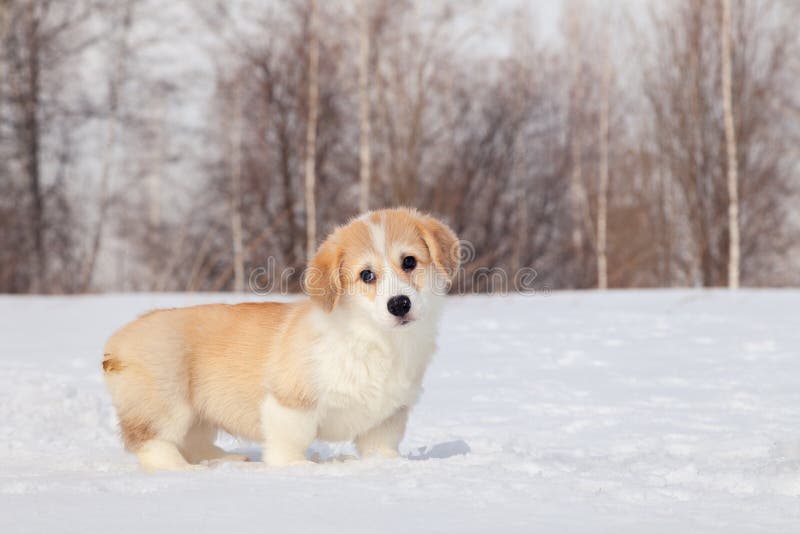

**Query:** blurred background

left=0, top=0, right=798, bottom=294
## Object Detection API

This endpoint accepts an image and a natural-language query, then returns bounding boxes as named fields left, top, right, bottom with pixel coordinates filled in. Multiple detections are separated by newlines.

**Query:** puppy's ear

left=416, top=214, right=460, bottom=283
left=304, top=237, right=343, bottom=312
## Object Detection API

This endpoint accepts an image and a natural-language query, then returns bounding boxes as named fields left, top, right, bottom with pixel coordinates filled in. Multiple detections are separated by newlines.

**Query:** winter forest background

left=1, top=0, right=799, bottom=295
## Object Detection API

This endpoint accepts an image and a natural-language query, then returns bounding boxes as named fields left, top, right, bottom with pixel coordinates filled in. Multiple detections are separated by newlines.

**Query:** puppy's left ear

left=304, top=237, right=343, bottom=312
left=417, top=214, right=460, bottom=283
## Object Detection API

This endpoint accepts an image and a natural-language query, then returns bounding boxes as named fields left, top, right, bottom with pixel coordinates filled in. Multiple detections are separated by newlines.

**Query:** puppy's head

left=304, top=208, right=459, bottom=328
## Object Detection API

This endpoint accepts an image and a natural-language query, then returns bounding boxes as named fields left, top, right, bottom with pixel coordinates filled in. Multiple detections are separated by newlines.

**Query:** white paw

left=263, top=451, right=311, bottom=467
left=185, top=464, right=209, bottom=472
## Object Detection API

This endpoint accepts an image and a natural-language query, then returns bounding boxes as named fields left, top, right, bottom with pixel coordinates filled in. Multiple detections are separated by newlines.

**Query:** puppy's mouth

left=395, top=317, right=415, bottom=327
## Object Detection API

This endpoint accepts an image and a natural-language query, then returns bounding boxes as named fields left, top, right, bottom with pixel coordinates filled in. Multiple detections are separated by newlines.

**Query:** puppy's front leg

left=261, top=396, right=317, bottom=466
left=356, top=407, right=409, bottom=459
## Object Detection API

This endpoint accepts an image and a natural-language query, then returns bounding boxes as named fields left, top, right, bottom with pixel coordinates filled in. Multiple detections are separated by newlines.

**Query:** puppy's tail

left=102, top=353, right=126, bottom=373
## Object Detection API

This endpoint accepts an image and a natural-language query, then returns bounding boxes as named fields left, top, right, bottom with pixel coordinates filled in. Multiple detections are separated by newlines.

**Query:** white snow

left=1, top=290, right=799, bottom=532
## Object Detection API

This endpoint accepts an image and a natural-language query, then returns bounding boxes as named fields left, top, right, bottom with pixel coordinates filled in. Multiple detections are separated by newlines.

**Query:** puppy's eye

left=402, top=256, right=417, bottom=272
left=360, top=269, right=376, bottom=283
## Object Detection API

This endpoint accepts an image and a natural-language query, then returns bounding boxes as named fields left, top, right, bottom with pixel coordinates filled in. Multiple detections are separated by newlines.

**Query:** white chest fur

left=311, top=310, right=438, bottom=442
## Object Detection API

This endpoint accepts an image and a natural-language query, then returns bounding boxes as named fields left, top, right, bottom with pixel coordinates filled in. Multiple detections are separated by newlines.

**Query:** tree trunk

left=278, top=119, right=298, bottom=267
left=510, top=16, right=527, bottom=274
left=147, top=94, right=166, bottom=288
left=148, top=107, right=163, bottom=231
left=597, top=26, right=611, bottom=290
left=23, top=5, right=45, bottom=293
left=81, top=0, right=133, bottom=292
left=229, top=81, right=245, bottom=293
left=0, top=2, right=11, bottom=84
left=357, top=0, right=371, bottom=214
left=569, top=54, right=585, bottom=269
left=304, top=0, right=319, bottom=260
left=720, top=0, right=740, bottom=289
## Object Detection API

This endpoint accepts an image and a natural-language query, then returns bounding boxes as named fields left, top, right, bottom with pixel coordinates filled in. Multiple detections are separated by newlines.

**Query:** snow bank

left=1, top=290, right=798, bottom=532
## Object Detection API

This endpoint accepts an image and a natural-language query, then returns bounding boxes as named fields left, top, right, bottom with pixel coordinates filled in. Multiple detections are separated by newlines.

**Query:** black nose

left=387, top=295, right=411, bottom=317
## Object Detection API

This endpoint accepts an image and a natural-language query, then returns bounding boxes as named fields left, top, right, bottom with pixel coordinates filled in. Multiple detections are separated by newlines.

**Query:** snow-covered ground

left=1, top=290, right=799, bottom=533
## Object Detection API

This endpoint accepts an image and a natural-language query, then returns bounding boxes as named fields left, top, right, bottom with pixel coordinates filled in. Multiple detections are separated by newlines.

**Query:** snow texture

left=1, top=290, right=799, bottom=532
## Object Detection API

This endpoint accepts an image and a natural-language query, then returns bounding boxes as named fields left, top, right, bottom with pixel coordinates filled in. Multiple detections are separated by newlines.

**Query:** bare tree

left=357, top=0, right=372, bottom=213
left=596, top=17, right=612, bottom=290
left=227, top=77, right=245, bottom=293
left=508, top=5, right=532, bottom=275
left=562, top=0, right=596, bottom=287
left=0, top=0, right=96, bottom=293
left=2, top=0, right=796, bottom=294
left=641, top=0, right=798, bottom=287
left=304, top=0, right=319, bottom=260
left=720, top=0, right=739, bottom=289
left=567, top=8, right=585, bottom=258
left=81, top=0, right=135, bottom=292
left=19, top=3, right=45, bottom=292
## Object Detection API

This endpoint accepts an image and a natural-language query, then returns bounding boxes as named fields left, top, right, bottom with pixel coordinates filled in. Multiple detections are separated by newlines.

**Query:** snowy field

left=1, top=290, right=799, bottom=533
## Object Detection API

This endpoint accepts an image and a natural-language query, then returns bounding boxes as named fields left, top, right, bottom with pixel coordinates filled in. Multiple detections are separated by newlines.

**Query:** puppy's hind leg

left=181, top=421, right=249, bottom=464
left=104, top=351, right=204, bottom=472
left=118, top=398, right=202, bottom=472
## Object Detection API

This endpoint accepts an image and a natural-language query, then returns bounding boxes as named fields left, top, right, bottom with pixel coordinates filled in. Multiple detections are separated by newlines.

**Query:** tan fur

left=415, top=213, right=460, bottom=281
left=104, top=301, right=316, bottom=447
left=119, top=419, right=155, bottom=449
left=103, top=208, right=459, bottom=469
left=304, top=219, right=380, bottom=309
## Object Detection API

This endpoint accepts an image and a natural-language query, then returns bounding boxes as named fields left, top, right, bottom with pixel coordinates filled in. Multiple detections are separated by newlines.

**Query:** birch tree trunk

left=81, top=0, right=133, bottom=292
left=510, top=16, right=527, bottom=274
left=357, top=0, right=371, bottom=214
left=596, top=24, right=611, bottom=290
left=0, top=2, right=10, bottom=79
left=22, top=4, right=45, bottom=292
left=569, top=54, right=585, bottom=260
left=229, top=80, right=245, bottom=293
left=720, top=0, right=740, bottom=289
left=147, top=93, right=166, bottom=288
left=148, top=97, right=164, bottom=230
left=304, top=0, right=319, bottom=260
left=512, top=140, right=528, bottom=275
